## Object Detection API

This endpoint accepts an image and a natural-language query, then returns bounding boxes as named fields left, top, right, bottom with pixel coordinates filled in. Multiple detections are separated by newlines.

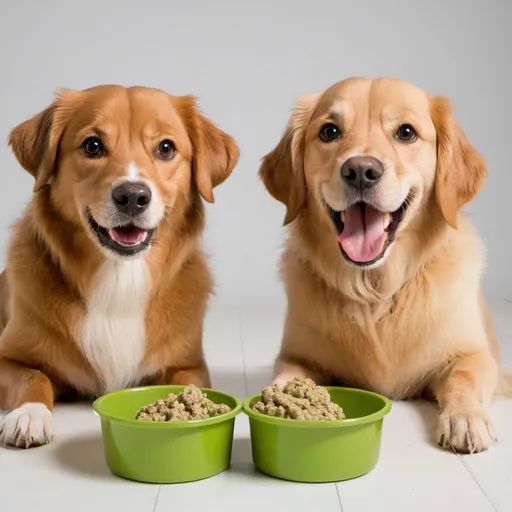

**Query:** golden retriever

left=259, top=77, right=510, bottom=453
left=0, top=85, right=239, bottom=448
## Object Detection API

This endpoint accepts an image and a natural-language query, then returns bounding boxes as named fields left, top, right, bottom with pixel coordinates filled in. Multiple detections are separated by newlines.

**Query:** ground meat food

left=136, top=385, right=232, bottom=422
left=252, top=378, right=345, bottom=421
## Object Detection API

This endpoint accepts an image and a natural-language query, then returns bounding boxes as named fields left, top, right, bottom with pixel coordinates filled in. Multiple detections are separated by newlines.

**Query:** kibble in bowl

left=136, top=385, right=232, bottom=422
left=243, top=380, right=391, bottom=483
left=93, top=385, right=242, bottom=484
left=252, top=378, right=345, bottom=421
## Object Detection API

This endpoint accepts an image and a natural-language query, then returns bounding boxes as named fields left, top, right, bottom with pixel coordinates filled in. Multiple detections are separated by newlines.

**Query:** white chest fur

left=78, top=258, right=150, bottom=394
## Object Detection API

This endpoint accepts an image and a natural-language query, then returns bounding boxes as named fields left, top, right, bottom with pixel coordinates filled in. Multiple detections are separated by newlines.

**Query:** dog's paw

left=0, top=403, right=53, bottom=449
left=272, top=361, right=320, bottom=388
left=272, top=373, right=295, bottom=388
left=437, top=408, right=496, bottom=454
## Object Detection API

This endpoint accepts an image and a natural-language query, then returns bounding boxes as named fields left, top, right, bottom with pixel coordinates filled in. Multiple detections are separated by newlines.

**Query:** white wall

left=1, top=0, right=510, bottom=308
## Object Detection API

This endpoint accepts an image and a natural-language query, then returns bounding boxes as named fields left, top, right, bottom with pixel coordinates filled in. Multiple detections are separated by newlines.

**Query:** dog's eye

left=81, top=137, right=105, bottom=158
left=319, top=123, right=341, bottom=143
left=156, top=139, right=176, bottom=160
left=396, top=124, right=417, bottom=142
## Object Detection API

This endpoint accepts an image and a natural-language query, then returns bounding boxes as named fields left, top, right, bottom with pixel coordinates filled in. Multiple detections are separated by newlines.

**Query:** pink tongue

left=109, top=226, right=148, bottom=247
left=338, top=204, right=387, bottom=263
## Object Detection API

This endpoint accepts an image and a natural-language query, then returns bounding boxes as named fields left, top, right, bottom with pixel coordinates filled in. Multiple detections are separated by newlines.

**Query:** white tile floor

left=1, top=299, right=511, bottom=512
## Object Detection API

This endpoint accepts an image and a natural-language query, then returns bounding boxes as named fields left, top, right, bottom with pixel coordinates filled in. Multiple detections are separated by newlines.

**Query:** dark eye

left=156, top=139, right=176, bottom=160
left=319, top=123, right=341, bottom=143
left=81, top=137, right=105, bottom=158
left=396, top=124, right=417, bottom=142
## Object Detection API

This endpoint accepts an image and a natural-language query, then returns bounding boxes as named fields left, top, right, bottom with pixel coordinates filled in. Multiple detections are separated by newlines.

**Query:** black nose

left=111, top=182, right=152, bottom=216
left=340, top=156, right=384, bottom=190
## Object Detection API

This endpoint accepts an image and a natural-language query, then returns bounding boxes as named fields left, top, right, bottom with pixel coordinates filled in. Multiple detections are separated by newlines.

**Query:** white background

left=1, top=3, right=512, bottom=512
left=1, top=0, right=510, bottom=309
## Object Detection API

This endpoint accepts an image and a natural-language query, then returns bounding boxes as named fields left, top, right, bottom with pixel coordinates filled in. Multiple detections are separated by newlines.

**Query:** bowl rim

left=242, top=386, right=392, bottom=428
left=92, top=385, right=243, bottom=429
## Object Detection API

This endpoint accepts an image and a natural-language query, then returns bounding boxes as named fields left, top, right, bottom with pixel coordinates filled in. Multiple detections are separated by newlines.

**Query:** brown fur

left=0, top=85, right=239, bottom=448
left=260, top=77, right=509, bottom=454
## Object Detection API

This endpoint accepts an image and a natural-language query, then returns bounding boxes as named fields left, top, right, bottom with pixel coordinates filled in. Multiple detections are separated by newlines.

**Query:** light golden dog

left=260, top=77, right=510, bottom=453
left=0, top=85, right=239, bottom=448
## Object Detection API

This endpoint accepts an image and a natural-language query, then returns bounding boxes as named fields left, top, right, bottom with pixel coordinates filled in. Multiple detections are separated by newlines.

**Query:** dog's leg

left=163, top=362, right=211, bottom=388
left=0, top=357, right=55, bottom=448
left=272, top=357, right=328, bottom=388
left=0, top=271, right=10, bottom=334
left=430, top=351, right=498, bottom=453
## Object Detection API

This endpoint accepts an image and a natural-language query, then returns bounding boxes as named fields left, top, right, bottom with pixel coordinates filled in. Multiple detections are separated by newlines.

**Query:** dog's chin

left=87, top=214, right=155, bottom=259
left=326, top=195, right=411, bottom=269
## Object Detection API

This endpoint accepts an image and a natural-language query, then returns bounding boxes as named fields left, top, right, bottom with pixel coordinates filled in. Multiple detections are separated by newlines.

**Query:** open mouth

left=326, top=198, right=409, bottom=267
left=87, top=213, right=154, bottom=257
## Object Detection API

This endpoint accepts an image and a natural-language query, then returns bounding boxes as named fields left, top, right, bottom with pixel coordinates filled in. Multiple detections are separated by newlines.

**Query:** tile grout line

left=152, top=485, right=162, bottom=512
left=335, top=483, right=345, bottom=512
left=237, top=310, right=249, bottom=396
left=454, top=450, right=499, bottom=512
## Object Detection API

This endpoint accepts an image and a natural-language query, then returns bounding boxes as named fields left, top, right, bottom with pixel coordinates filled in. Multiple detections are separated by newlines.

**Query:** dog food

left=136, top=385, right=232, bottom=422
left=252, top=378, right=345, bottom=421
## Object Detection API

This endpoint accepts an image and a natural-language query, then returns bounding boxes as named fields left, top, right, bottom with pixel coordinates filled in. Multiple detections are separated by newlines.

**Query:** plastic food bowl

left=243, top=386, right=391, bottom=483
left=93, top=385, right=242, bottom=484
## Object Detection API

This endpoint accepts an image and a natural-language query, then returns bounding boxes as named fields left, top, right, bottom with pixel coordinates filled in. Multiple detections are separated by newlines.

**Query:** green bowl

left=93, top=385, right=242, bottom=484
left=243, top=386, right=391, bottom=483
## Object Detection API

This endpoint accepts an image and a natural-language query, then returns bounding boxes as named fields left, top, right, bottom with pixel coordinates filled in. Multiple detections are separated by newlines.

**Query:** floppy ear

left=178, top=96, right=239, bottom=203
left=259, top=94, right=319, bottom=226
left=430, top=96, right=487, bottom=228
left=9, top=89, right=80, bottom=192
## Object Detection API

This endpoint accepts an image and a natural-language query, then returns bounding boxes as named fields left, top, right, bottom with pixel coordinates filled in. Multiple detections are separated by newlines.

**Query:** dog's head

left=260, top=77, right=486, bottom=268
left=9, top=85, right=239, bottom=259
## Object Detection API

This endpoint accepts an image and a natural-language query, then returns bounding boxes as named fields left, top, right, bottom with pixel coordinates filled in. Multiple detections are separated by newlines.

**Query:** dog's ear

left=177, top=96, right=239, bottom=203
left=259, top=94, right=319, bottom=226
left=430, top=96, right=487, bottom=228
left=9, top=89, right=81, bottom=193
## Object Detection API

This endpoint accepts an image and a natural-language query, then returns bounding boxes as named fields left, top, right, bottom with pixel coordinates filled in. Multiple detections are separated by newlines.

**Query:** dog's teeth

left=384, top=213, right=391, bottom=229
left=340, top=211, right=346, bottom=222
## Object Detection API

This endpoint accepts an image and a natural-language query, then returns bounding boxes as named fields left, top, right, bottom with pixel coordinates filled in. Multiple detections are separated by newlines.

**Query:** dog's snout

left=112, top=182, right=152, bottom=216
left=341, top=156, right=384, bottom=190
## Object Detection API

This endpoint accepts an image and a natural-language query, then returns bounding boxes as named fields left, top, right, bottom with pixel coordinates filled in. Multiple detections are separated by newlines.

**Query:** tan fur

left=260, top=77, right=510, bottom=454
left=0, top=85, right=239, bottom=447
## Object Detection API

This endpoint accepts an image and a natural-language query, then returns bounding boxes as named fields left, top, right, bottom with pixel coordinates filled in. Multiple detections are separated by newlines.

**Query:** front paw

left=272, top=360, right=322, bottom=388
left=437, top=408, right=496, bottom=454
left=0, top=403, right=53, bottom=449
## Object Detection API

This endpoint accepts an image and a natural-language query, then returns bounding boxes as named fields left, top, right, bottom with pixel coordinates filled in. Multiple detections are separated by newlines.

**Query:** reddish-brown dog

left=0, top=85, right=239, bottom=448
